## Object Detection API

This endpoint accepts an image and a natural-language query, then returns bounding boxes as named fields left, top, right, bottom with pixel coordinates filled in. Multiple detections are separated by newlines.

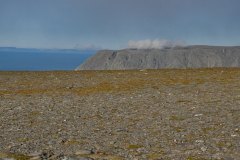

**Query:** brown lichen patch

left=0, top=152, right=30, bottom=160
left=176, top=99, right=192, bottom=104
left=127, top=144, right=143, bottom=149
left=174, top=127, right=185, bottom=132
left=186, top=156, right=210, bottom=160
left=169, top=115, right=186, bottom=121
left=87, top=154, right=124, bottom=160
left=147, top=153, right=163, bottom=159
left=73, top=79, right=147, bottom=95
left=63, top=139, right=81, bottom=146
left=17, top=137, right=29, bottom=143
left=1, top=68, right=240, bottom=96
left=202, top=127, right=217, bottom=134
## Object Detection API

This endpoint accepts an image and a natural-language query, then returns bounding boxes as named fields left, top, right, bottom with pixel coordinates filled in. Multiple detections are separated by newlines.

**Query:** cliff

left=76, top=46, right=240, bottom=70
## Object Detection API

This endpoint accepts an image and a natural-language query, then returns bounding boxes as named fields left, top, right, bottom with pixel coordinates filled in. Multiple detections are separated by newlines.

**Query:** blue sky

left=0, top=0, right=240, bottom=49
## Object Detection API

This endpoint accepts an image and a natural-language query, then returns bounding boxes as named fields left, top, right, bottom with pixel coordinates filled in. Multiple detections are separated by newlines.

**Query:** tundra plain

left=0, top=69, right=239, bottom=159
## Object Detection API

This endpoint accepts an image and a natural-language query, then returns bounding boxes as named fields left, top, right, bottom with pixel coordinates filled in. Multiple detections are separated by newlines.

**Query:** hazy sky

left=0, top=0, right=240, bottom=49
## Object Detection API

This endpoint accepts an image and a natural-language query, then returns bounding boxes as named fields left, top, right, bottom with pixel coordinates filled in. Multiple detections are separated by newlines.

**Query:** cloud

left=128, top=39, right=186, bottom=49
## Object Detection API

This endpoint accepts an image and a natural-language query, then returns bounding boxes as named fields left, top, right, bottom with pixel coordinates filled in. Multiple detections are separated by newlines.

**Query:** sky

left=0, top=0, right=240, bottom=49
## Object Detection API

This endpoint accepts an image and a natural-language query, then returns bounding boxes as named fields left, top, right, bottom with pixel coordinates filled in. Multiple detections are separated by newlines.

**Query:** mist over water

left=0, top=49, right=95, bottom=71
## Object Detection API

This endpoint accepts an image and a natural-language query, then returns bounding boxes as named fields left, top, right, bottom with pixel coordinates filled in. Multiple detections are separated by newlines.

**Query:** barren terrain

left=0, top=69, right=239, bottom=160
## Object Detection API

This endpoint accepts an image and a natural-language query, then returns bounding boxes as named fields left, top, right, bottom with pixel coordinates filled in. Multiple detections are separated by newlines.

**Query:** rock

left=63, top=156, right=94, bottom=160
left=28, top=152, right=41, bottom=157
left=200, top=146, right=207, bottom=152
left=195, top=140, right=204, bottom=143
left=194, top=113, right=203, bottom=117
left=39, top=150, right=54, bottom=159
left=29, top=157, right=41, bottom=160
left=212, top=153, right=224, bottom=160
left=75, top=150, right=93, bottom=155
left=223, top=156, right=234, bottom=160
left=28, top=151, right=42, bottom=159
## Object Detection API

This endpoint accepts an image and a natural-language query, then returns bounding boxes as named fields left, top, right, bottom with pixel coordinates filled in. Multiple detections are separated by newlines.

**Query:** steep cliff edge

left=76, top=46, right=240, bottom=70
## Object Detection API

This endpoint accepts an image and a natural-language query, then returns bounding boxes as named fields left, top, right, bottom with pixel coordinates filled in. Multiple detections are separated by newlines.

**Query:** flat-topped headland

left=76, top=46, right=240, bottom=70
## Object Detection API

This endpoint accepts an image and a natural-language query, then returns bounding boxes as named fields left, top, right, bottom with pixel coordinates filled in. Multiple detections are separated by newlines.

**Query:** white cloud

left=128, top=39, right=186, bottom=49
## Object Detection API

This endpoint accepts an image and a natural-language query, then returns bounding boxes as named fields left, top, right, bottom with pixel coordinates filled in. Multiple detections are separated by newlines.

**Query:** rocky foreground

left=0, top=69, right=239, bottom=160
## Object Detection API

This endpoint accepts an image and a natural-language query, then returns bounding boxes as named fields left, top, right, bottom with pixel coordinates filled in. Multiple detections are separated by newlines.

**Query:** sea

left=0, top=47, right=96, bottom=71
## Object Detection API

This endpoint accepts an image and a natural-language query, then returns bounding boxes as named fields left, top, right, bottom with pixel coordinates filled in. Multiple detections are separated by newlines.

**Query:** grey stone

left=63, top=156, right=93, bottom=160
left=75, top=150, right=93, bottom=155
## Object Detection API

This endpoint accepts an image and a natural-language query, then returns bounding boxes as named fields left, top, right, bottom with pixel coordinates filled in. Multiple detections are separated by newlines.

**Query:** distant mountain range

left=76, top=45, right=240, bottom=70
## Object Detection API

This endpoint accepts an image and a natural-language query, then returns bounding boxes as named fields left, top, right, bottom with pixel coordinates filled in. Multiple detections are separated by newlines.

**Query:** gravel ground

left=0, top=69, right=239, bottom=160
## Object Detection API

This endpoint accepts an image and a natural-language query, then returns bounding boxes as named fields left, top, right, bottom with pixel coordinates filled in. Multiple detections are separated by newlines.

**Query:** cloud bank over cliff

left=128, top=39, right=186, bottom=49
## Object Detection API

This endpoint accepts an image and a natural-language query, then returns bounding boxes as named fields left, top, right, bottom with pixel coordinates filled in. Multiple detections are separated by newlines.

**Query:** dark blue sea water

left=0, top=48, right=96, bottom=71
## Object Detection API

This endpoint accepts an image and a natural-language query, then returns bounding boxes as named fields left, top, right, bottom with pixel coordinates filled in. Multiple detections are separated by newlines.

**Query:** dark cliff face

left=76, top=46, right=240, bottom=70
